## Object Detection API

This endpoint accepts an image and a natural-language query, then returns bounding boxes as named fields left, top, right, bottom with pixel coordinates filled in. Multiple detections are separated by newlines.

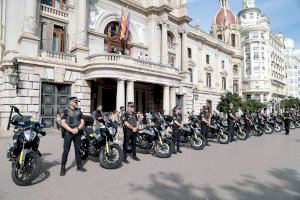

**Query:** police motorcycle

left=80, top=115, right=123, bottom=169
left=234, top=118, right=249, bottom=140
left=273, top=115, right=284, bottom=132
left=6, top=106, right=47, bottom=186
left=207, top=113, right=231, bottom=144
left=127, top=113, right=173, bottom=158
left=260, top=114, right=274, bottom=134
left=291, top=113, right=300, bottom=128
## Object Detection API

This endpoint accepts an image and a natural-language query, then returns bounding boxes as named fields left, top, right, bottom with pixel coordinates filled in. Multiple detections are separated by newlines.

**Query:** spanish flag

left=120, top=9, right=130, bottom=41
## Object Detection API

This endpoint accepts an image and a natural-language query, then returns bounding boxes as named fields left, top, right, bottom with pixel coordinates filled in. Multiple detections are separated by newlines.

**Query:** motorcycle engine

left=88, top=139, right=99, bottom=157
left=137, top=136, right=151, bottom=149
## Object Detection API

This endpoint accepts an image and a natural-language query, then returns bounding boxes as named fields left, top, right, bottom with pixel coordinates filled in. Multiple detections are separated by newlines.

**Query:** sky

left=188, top=0, right=300, bottom=48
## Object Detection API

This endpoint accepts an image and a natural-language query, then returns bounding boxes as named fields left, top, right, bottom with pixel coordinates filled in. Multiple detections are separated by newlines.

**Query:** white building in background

left=238, top=0, right=287, bottom=112
left=0, top=0, right=243, bottom=129
left=285, top=38, right=300, bottom=98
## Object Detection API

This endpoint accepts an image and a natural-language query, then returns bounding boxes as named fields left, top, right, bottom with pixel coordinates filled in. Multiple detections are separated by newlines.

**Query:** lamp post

left=9, top=58, right=20, bottom=92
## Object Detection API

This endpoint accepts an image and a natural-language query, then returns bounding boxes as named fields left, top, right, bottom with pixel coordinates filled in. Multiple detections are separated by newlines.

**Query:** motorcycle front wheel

left=265, top=126, right=274, bottom=134
left=217, top=131, right=230, bottom=144
left=236, top=130, right=248, bottom=140
left=11, top=152, right=41, bottom=186
left=290, top=123, right=296, bottom=129
left=99, top=143, right=123, bottom=169
left=274, top=124, right=282, bottom=132
left=190, top=134, right=206, bottom=150
left=154, top=139, right=173, bottom=158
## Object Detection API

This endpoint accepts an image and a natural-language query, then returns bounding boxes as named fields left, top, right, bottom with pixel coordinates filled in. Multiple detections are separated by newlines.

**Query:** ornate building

left=285, top=38, right=300, bottom=98
left=0, top=0, right=243, bottom=129
left=238, top=0, right=287, bottom=111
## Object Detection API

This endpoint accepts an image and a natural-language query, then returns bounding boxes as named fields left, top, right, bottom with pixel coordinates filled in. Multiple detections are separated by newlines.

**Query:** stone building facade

left=238, top=0, right=287, bottom=111
left=0, top=0, right=243, bottom=129
left=285, top=38, right=300, bottom=98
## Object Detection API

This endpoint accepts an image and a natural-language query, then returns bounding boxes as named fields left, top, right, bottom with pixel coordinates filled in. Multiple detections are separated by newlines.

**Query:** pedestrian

left=283, top=110, right=292, bottom=135
left=60, top=97, right=86, bottom=176
left=123, top=102, right=140, bottom=163
left=172, top=106, right=183, bottom=154
left=92, top=105, right=105, bottom=135
left=199, top=106, right=211, bottom=145
left=116, top=106, right=125, bottom=142
left=227, top=102, right=238, bottom=142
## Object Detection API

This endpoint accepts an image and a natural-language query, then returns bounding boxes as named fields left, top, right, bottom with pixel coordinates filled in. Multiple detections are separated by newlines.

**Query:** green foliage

left=281, top=97, right=300, bottom=110
left=217, top=92, right=242, bottom=113
left=241, top=99, right=263, bottom=112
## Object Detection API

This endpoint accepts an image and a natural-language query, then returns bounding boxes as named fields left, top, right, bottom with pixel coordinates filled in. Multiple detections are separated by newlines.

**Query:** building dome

left=215, top=7, right=237, bottom=26
left=285, top=38, right=295, bottom=49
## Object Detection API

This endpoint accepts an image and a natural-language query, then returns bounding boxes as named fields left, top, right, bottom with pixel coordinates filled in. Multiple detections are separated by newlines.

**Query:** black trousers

left=201, top=126, right=209, bottom=140
left=284, top=120, right=290, bottom=134
left=244, top=122, right=250, bottom=134
left=61, top=133, right=82, bottom=167
left=228, top=120, right=235, bottom=141
left=123, top=129, right=137, bottom=156
left=173, top=128, right=181, bottom=149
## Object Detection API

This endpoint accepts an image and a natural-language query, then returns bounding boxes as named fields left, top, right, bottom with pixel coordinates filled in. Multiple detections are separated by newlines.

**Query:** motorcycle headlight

left=108, top=127, right=116, bottom=136
left=24, top=130, right=37, bottom=142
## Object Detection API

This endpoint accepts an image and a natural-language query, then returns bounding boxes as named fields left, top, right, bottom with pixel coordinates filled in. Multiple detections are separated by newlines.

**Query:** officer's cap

left=127, top=102, right=134, bottom=107
left=69, top=96, right=80, bottom=102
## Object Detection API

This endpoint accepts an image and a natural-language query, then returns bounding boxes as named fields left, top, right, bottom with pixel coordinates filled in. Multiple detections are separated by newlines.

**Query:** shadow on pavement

left=221, top=168, right=300, bottom=200
left=129, top=172, right=221, bottom=200
left=32, top=153, right=60, bottom=185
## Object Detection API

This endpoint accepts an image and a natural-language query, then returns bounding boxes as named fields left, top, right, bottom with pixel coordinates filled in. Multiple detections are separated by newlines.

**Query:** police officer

left=172, top=106, right=183, bottom=154
left=123, top=102, right=140, bottom=163
left=283, top=110, right=292, bottom=135
left=60, top=97, right=86, bottom=176
left=199, top=106, right=211, bottom=146
left=227, top=102, right=238, bottom=142
left=242, top=109, right=251, bottom=137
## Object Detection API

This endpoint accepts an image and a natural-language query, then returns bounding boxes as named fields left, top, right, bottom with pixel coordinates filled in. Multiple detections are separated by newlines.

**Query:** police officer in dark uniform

left=60, top=97, right=86, bottom=176
left=242, top=109, right=251, bottom=137
left=199, top=106, right=211, bottom=146
left=283, top=110, right=292, bottom=135
left=227, top=102, right=238, bottom=142
left=172, top=106, right=183, bottom=154
left=123, top=102, right=140, bottom=163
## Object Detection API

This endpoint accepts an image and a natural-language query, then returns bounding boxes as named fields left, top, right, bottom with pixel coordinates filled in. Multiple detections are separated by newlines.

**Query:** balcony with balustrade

left=40, top=4, right=69, bottom=22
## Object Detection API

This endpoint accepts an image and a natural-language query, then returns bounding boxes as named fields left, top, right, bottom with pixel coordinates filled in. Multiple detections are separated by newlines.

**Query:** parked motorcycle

left=128, top=113, right=173, bottom=158
left=234, top=119, right=249, bottom=140
left=80, top=116, right=123, bottom=169
left=208, top=115, right=231, bottom=144
left=6, top=106, right=46, bottom=186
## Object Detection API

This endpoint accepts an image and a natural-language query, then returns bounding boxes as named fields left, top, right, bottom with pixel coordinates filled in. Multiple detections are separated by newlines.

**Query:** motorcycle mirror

left=13, top=106, right=20, bottom=114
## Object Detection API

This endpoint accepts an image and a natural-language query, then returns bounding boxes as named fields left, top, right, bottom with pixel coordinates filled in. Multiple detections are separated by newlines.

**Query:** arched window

left=167, top=31, right=175, bottom=46
left=231, top=34, right=236, bottom=47
left=52, top=25, right=64, bottom=53
left=104, top=21, right=131, bottom=55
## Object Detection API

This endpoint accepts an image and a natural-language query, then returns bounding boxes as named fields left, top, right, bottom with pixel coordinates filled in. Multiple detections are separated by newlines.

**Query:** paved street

left=1, top=130, right=300, bottom=200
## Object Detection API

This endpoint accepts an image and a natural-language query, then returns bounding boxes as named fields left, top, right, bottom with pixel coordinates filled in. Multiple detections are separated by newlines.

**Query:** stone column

left=170, top=86, right=177, bottom=112
left=71, top=0, right=89, bottom=63
left=163, top=85, right=170, bottom=115
left=161, top=22, right=168, bottom=64
left=180, top=27, right=188, bottom=72
left=4, top=0, right=18, bottom=59
left=126, top=80, right=135, bottom=104
left=18, top=0, right=39, bottom=57
left=116, top=79, right=125, bottom=111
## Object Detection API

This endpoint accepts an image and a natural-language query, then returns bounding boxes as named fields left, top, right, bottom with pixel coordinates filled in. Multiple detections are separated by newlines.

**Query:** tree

left=281, top=97, right=300, bottom=111
left=217, top=92, right=242, bottom=113
left=241, top=99, right=263, bottom=112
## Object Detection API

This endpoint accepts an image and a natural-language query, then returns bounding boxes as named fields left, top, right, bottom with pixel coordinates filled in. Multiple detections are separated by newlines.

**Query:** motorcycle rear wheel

left=99, top=144, right=123, bottom=169
left=11, top=152, right=41, bottom=186
left=274, top=124, right=282, bottom=132
left=265, top=127, right=274, bottom=134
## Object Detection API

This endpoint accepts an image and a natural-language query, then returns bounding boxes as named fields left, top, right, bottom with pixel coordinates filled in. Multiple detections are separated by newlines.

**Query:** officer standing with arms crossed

left=227, top=102, right=238, bottom=142
left=283, top=110, right=292, bottom=135
left=123, top=102, right=140, bottom=164
left=60, top=97, right=86, bottom=176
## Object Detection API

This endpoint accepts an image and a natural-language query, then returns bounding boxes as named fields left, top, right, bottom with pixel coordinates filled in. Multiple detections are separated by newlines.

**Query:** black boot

left=77, top=165, right=87, bottom=172
left=177, top=148, right=182, bottom=153
left=123, top=152, right=129, bottom=164
left=60, top=164, right=66, bottom=176
left=132, top=152, right=140, bottom=161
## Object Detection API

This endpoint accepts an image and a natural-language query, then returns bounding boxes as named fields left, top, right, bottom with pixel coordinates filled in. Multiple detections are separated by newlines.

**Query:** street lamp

left=9, top=58, right=20, bottom=92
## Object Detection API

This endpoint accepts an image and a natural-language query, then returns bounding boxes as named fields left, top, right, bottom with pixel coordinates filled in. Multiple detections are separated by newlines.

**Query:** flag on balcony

left=119, top=9, right=130, bottom=41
